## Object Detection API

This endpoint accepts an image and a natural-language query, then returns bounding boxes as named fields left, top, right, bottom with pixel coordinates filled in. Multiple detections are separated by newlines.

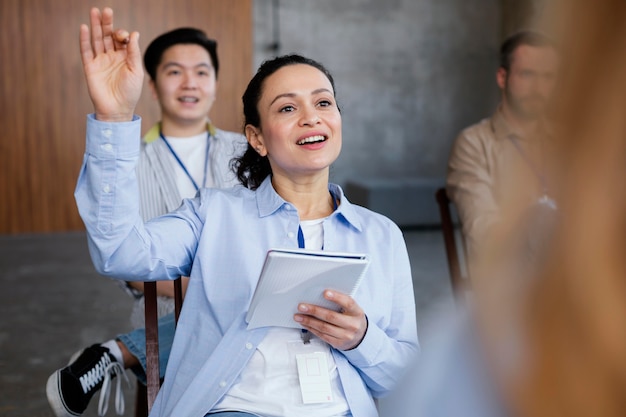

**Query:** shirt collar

left=491, top=105, right=553, bottom=142
left=254, top=177, right=363, bottom=232
left=143, top=120, right=216, bottom=143
left=490, top=105, right=521, bottom=141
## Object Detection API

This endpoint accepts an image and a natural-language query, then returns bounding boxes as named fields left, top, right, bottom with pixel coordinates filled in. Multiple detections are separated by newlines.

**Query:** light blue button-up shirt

left=75, top=115, right=419, bottom=417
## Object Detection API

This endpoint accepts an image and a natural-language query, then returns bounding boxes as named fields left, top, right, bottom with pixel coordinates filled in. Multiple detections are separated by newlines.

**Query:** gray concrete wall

left=502, top=0, right=551, bottom=36
left=253, top=0, right=503, bottom=187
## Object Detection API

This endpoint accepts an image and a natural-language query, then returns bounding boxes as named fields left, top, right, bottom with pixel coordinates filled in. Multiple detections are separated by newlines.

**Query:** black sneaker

left=46, top=344, right=128, bottom=417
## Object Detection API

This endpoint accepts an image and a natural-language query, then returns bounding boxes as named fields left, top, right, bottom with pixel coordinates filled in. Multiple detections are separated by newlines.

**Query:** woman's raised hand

left=79, top=7, right=144, bottom=122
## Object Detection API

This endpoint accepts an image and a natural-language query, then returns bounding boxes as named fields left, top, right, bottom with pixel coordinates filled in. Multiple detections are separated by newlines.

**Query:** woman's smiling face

left=248, top=63, right=342, bottom=181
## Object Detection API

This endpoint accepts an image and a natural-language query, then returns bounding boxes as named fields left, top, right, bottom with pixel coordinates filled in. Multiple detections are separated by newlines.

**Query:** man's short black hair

left=500, top=30, right=556, bottom=71
left=143, top=27, right=219, bottom=81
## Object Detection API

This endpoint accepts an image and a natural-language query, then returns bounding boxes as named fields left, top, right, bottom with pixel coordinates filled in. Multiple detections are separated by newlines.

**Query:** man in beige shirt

left=446, top=30, right=560, bottom=277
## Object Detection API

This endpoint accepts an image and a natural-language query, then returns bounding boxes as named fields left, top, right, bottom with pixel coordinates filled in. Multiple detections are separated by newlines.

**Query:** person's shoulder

left=450, top=116, right=495, bottom=156
left=354, top=205, right=406, bottom=246
left=357, top=206, right=399, bottom=228
left=141, top=123, right=161, bottom=144
left=457, top=117, right=493, bottom=141
left=200, top=183, right=250, bottom=198
left=192, top=185, right=254, bottom=222
left=214, top=127, right=247, bottom=143
left=343, top=195, right=403, bottom=235
left=138, top=134, right=156, bottom=164
left=197, top=185, right=254, bottom=209
left=213, top=128, right=248, bottom=157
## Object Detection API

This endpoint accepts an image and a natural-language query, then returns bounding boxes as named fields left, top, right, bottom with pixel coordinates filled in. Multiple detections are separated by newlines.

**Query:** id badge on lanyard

left=287, top=339, right=334, bottom=404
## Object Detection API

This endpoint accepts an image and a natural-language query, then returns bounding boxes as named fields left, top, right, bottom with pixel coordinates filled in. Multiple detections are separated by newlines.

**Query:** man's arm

left=446, top=129, right=500, bottom=266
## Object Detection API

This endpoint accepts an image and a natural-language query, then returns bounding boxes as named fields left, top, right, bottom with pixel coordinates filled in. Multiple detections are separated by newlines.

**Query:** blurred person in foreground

left=388, top=1, right=626, bottom=416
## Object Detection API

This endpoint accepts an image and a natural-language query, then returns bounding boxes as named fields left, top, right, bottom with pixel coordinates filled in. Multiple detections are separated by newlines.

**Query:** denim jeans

left=117, top=312, right=176, bottom=385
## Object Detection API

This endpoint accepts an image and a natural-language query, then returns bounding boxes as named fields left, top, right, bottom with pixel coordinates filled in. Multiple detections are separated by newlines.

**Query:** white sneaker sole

left=45, top=349, right=85, bottom=417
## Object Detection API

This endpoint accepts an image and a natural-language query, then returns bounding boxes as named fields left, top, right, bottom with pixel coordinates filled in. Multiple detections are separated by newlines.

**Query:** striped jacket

left=127, top=121, right=248, bottom=327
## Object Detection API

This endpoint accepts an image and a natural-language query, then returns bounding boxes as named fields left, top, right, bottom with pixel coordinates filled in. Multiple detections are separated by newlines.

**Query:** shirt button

left=245, top=342, right=253, bottom=350
left=287, top=232, right=295, bottom=239
left=219, top=381, right=227, bottom=388
left=102, top=129, right=113, bottom=138
left=101, top=143, right=113, bottom=152
left=103, top=184, right=111, bottom=193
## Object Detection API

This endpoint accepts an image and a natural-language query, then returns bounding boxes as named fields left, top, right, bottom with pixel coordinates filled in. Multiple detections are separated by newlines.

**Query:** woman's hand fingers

left=294, top=290, right=367, bottom=351
left=79, top=23, right=94, bottom=64
left=100, top=7, right=115, bottom=52
left=114, top=29, right=131, bottom=46
left=88, top=7, right=105, bottom=55
left=79, top=7, right=144, bottom=122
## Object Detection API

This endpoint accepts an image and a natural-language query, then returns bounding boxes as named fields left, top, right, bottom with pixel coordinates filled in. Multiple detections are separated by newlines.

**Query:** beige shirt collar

left=490, top=105, right=553, bottom=142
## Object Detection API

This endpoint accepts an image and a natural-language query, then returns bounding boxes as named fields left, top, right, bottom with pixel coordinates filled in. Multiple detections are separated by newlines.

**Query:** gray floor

left=0, top=229, right=454, bottom=417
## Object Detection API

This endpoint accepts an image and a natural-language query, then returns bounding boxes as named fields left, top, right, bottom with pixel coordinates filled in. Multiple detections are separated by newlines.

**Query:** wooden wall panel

left=0, top=0, right=252, bottom=234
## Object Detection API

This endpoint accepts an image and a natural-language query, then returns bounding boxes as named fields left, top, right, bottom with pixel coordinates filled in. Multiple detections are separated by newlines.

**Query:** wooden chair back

left=435, top=188, right=471, bottom=304
left=135, top=278, right=183, bottom=416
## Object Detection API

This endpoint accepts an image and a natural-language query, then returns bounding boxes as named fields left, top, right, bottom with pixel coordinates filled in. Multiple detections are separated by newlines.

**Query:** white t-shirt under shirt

left=214, top=217, right=351, bottom=417
left=164, top=132, right=213, bottom=198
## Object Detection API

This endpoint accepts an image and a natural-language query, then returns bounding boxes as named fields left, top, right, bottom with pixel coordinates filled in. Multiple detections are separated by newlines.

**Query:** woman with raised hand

left=75, top=7, right=418, bottom=417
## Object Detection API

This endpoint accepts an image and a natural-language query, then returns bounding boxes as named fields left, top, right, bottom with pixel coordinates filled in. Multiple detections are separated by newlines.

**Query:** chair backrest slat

left=435, top=188, right=470, bottom=304
left=140, top=278, right=184, bottom=416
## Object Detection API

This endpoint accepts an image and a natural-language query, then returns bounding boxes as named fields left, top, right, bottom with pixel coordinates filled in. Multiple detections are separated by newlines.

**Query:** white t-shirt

left=164, top=132, right=212, bottom=198
left=214, top=217, right=350, bottom=416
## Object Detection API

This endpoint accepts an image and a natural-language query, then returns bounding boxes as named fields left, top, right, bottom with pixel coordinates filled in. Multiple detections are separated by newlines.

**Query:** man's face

left=150, top=43, right=217, bottom=126
left=497, top=44, right=559, bottom=121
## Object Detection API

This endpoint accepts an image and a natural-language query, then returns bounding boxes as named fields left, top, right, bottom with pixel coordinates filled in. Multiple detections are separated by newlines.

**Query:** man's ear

left=148, top=79, right=158, bottom=101
left=245, top=125, right=267, bottom=156
left=496, top=67, right=507, bottom=91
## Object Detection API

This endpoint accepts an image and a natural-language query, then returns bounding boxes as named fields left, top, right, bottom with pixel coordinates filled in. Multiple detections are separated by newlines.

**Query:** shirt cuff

left=341, top=317, right=386, bottom=367
left=86, top=114, right=142, bottom=159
